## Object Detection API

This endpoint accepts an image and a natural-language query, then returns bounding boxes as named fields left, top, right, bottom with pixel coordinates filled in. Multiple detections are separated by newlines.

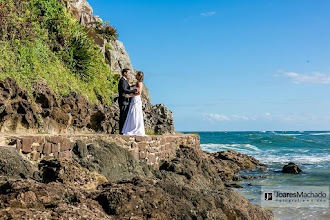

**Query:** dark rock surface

left=213, top=149, right=267, bottom=170
left=0, top=146, right=37, bottom=180
left=72, top=140, right=155, bottom=182
left=0, top=179, right=111, bottom=220
left=158, top=145, right=225, bottom=190
left=0, top=138, right=273, bottom=220
left=0, top=78, right=173, bottom=134
left=282, top=162, right=303, bottom=174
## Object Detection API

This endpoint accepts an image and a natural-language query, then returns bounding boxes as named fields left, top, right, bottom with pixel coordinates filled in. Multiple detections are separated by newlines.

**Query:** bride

left=122, top=71, right=146, bottom=136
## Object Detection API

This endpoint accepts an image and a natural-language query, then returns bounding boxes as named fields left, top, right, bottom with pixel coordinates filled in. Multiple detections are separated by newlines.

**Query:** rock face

left=0, top=78, right=119, bottom=134
left=38, top=159, right=107, bottom=189
left=72, top=140, right=155, bottom=182
left=0, top=138, right=273, bottom=220
left=0, top=77, right=174, bottom=134
left=0, top=0, right=176, bottom=135
left=67, top=0, right=175, bottom=134
left=67, top=0, right=101, bottom=26
left=0, top=146, right=37, bottom=180
left=105, top=40, right=134, bottom=77
left=0, top=179, right=111, bottom=220
left=282, top=162, right=302, bottom=174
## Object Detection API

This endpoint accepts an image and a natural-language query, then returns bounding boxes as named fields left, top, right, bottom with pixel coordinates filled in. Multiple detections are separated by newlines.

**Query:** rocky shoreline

left=0, top=0, right=274, bottom=219
left=0, top=135, right=274, bottom=219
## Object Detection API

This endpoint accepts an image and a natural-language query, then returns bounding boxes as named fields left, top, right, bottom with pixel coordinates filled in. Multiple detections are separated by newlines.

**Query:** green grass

left=0, top=0, right=118, bottom=105
left=145, top=130, right=157, bottom=135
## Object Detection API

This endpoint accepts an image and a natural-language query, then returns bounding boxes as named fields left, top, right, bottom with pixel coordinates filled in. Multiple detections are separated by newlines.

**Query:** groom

left=118, top=68, right=138, bottom=134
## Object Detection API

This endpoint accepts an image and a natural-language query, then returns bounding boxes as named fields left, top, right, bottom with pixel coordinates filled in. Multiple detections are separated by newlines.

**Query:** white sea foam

left=310, top=132, right=330, bottom=136
left=276, top=133, right=302, bottom=136
left=254, top=153, right=330, bottom=165
left=201, top=144, right=261, bottom=153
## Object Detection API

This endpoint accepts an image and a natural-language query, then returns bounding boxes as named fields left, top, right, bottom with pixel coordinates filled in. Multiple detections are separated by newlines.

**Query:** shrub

left=0, top=0, right=117, bottom=105
left=95, top=21, right=118, bottom=41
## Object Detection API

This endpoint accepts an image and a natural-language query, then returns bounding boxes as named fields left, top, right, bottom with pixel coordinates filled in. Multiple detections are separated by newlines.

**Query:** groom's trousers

left=119, top=104, right=129, bottom=134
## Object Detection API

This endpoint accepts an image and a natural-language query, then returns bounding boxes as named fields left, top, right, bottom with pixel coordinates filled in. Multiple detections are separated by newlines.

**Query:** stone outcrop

left=282, top=162, right=302, bottom=174
left=67, top=0, right=101, bottom=26
left=92, top=177, right=273, bottom=220
left=0, top=78, right=173, bottom=134
left=38, top=159, right=107, bottom=189
left=0, top=133, right=273, bottom=220
left=213, top=149, right=267, bottom=170
left=0, top=0, right=176, bottom=135
left=105, top=40, right=134, bottom=77
left=0, top=78, right=116, bottom=134
left=0, top=146, right=37, bottom=180
left=0, top=179, right=111, bottom=220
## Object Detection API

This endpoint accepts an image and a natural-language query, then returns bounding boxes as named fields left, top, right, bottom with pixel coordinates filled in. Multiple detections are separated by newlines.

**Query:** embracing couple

left=118, top=69, right=146, bottom=136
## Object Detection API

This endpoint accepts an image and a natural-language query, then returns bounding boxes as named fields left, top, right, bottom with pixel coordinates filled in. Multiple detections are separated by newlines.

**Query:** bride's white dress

left=122, top=92, right=146, bottom=136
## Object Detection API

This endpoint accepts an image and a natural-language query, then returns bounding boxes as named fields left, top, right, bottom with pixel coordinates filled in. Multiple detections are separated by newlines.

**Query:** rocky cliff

left=0, top=1, right=274, bottom=219
left=0, top=0, right=174, bottom=135
left=0, top=134, right=274, bottom=219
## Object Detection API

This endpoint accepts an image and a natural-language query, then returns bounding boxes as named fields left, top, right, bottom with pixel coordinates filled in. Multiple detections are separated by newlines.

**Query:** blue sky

left=90, top=0, right=330, bottom=131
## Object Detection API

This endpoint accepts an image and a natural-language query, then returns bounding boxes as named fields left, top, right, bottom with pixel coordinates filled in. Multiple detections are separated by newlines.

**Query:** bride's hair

left=136, top=71, right=144, bottom=82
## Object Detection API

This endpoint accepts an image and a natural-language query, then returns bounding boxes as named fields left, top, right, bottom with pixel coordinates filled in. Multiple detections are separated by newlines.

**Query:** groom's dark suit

left=118, top=77, right=136, bottom=134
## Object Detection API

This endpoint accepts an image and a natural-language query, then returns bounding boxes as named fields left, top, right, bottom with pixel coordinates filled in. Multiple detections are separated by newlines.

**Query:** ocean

left=184, top=131, right=330, bottom=220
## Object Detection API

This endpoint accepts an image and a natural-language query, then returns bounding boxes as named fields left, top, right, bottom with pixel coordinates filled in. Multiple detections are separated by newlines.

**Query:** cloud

left=204, top=113, right=255, bottom=121
left=264, top=112, right=272, bottom=118
left=200, top=11, right=216, bottom=17
left=278, top=71, right=330, bottom=84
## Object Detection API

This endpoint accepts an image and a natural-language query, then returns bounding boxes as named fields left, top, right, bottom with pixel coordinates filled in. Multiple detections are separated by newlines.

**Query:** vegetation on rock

left=0, top=0, right=117, bottom=105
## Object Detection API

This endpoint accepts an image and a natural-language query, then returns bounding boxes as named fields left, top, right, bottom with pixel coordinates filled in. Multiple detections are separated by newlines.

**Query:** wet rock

left=241, top=175, right=255, bottom=179
left=213, top=150, right=267, bottom=170
left=282, top=162, right=302, bottom=174
left=225, top=183, right=244, bottom=188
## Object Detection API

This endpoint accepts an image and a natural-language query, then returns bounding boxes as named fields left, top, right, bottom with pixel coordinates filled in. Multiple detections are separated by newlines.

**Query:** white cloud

left=280, top=71, right=330, bottom=84
left=264, top=112, right=272, bottom=118
left=204, top=113, right=255, bottom=121
left=200, top=11, right=216, bottom=17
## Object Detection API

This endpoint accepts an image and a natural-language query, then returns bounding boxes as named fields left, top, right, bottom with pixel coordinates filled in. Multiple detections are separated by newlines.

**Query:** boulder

left=282, top=162, right=302, bottom=174
left=72, top=140, right=154, bottom=182
left=68, top=0, right=101, bottom=26
left=213, top=150, right=267, bottom=170
left=106, top=39, right=135, bottom=78
left=144, top=104, right=175, bottom=134
left=0, top=146, right=37, bottom=180
left=38, top=159, right=107, bottom=189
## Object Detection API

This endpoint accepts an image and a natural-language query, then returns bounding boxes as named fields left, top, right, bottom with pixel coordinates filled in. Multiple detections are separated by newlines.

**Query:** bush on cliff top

left=0, top=0, right=117, bottom=105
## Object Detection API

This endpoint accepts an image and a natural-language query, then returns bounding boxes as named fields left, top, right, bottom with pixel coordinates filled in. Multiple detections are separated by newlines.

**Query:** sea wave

left=254, top=153, right=330, bottom=165
left=275, top=133, right=302, bottom=136
left=310, top=132, right=330, bottom=136
left=201, top=143, right=260, bottom=153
